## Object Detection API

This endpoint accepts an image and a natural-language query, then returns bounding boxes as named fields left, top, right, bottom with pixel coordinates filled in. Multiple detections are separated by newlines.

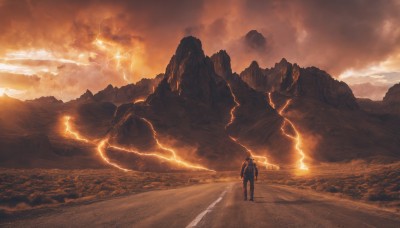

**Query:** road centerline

left=186, top=184, right=233, bottom=228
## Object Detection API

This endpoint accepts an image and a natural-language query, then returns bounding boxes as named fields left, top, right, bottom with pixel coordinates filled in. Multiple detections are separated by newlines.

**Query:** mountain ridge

left=0, top=36, right=399, bottom=171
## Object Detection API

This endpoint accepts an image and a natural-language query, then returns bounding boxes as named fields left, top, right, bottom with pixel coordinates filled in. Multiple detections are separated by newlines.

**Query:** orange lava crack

left=63, top=115, right=214, bottom=172
left=225, top=85, right=280, bottom=170
left=267, top=93, right=309, bottom=170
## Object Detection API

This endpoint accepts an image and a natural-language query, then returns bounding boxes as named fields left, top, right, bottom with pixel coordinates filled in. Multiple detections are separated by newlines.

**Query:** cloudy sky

left=0, top=0, right=399, bottom=101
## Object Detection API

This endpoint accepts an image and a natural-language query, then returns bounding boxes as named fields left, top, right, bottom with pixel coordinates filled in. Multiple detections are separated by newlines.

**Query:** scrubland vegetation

left=1, top=161, right=399, bottom=218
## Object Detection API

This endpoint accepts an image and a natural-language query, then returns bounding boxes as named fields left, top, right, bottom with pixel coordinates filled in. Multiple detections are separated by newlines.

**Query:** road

left=2, top=182, right=400, bottom=228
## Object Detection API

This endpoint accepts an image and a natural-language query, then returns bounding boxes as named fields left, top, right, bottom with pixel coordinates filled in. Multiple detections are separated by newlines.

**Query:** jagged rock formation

left=93, top=75, right=163, bottom=105
left=109, top=37, right=246, bottom=170
left=0, top=94, right=106, bottom=169
left=383, top=83, right=400, bottom=104
left=211, top=50, right=293, bottom=163
left=26, top=96, right=63, bottom=105
left=69, top=74, right=163, bottom=106
left=0, top=36, right=399, bottom=171
left=358, top=83, right=400, bottom=115
left=240, top=59, right=359, bottom=110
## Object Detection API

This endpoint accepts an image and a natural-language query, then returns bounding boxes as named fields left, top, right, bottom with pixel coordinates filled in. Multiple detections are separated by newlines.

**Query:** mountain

left=93, top=75, right=163, bottom=105
left=0, top=71, right=164, bottom=169
left=68, top=75, right=163, bottom=106
left=240, top=59, right=359, bottom=110
left=239, top=58, right=398, bottom=162
left=108, top=37, right=248, bottom=170
left=383, top=83, right=400, bottom=105
left=358, top=83, right=400, bottom=115
left=383, top=83, right=400, bottom=114
left=26, top=96, right=63, bottom=105
left=0, top=36, right=399, bottom=171
left=283, top=96, right=399, bottom=163
left=107, top=37, right=400, bottom=171
left=73, top=89, right=95, bottom=103
left=0, top=94, right=107, bottom=169
left=210, top=50, right=293, bottom=163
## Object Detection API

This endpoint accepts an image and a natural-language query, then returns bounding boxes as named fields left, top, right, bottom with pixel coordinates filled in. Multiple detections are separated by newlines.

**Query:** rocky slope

left=0, top=74, right=163, bottom=169
left=239, top=57, right=398, bottom=163
left=358, top=83, right=400, bottom=115
left=383, top=83, right=400, bottom=104
left=240, top=59, right=358, bottom=110
left=108, top=37, right=248, bottom=170
left=0, top=95, right=105, bottom=169
left=0, top=36, right=399, bottom=171
left=210, top=50, right=292, bottom=163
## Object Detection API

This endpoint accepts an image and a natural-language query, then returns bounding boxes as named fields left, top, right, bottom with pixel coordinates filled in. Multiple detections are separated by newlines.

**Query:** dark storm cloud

left=240, top=0, right=400, bottom=75
left=0, top=0, right=399, bottom=100
left=0, top=0, right=206, bottom=100
left=0, top=0, right=205, bottom=53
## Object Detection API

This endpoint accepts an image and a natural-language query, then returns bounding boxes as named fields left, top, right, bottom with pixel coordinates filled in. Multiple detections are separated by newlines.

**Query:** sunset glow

left=0, top=0, right=398, bottom=102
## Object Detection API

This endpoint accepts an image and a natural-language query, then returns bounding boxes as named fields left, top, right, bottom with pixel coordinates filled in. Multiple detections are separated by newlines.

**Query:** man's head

left=245, top=156, right=253, bottom=161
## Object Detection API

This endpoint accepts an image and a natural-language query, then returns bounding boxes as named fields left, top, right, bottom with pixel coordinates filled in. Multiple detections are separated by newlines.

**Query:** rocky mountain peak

left=274, top=58, right=293, bottom=77
left=249, top=60, right=260, bottom=69
left=84, top=89, right=93, bottom=96
left=174, top=36, right=205, bottom=62
left=277, top=57, right=289, bottom=66
left=165, top=37, right=208, bottom=92
left=383, top=83, right=400, bottom=104
left=160, top=36, right=227, bottom=105
left=244, top=30, right=267, bottom=50
left=79, top=89, right=94, bottom=100
left=210, top=50, right=232, bottom=80
left=240, top=59, right=358, bottom=109
left=27, top=96, right=63, bottom=104
left=105, top=84, right=115, bottom=91
left=239, top=61, right=267, bottom=92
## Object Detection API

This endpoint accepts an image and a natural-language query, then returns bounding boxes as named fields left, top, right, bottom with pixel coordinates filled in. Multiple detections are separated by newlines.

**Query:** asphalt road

left=3, top=182, right=400, bottom=228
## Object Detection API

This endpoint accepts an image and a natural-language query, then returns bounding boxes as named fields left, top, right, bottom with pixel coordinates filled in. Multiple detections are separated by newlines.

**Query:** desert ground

left=1, top=160, right=399, bottom=222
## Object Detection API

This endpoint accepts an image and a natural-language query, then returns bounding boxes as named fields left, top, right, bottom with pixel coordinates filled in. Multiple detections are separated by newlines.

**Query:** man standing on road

left=240, top=156, right=258, bottom=201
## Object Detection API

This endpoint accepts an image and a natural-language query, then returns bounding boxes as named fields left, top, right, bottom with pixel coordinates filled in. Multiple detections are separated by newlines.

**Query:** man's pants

left=243, top=176, right=254, bottom=200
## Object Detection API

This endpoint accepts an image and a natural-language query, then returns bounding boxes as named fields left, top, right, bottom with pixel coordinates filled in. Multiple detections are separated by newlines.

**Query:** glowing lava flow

left=267, top=93, right=309, bottom=170
left=64, top=115, right=131, bottom=172
left=225, top=85, right=280, bottom=170
left=64, top=116, right=89, bottom=143
left=97, top=139, right=131, bottom=172
left=140, top=118, right=214, bottom=171
left=133, top=98, right=146, bottom=104
left=141, top=118, right=177, bottom=159
left=63, top=115, right=214, bottom=172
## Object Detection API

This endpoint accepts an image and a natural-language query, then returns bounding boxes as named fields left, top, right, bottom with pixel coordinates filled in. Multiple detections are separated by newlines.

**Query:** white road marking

left=186, top=184, right=232, bottom=228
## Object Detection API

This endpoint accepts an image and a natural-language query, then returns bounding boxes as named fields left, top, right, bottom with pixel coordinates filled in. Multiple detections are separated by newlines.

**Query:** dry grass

left=0, top=169, right=236, bottom=218
left=261, top=161, right=400, bottom=210
left=1, top=161, right=399, bottom=218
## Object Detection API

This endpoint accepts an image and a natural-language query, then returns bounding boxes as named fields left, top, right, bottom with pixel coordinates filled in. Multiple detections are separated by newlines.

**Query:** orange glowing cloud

left=0, top=0, right=399, bottom=101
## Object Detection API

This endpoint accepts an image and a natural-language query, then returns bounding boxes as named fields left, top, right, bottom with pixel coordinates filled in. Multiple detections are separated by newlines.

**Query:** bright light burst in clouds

left=0, top=0, right=399, bottom=101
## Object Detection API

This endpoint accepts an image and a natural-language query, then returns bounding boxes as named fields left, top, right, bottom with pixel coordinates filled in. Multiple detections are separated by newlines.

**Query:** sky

left=0, top=0, right=399, bottom=101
